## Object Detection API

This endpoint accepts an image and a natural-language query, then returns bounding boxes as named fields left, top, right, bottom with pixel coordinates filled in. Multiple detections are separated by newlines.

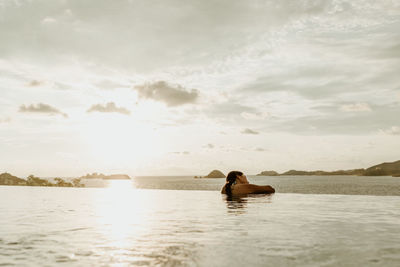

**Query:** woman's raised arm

left=236, top=184, right=275, bottom=194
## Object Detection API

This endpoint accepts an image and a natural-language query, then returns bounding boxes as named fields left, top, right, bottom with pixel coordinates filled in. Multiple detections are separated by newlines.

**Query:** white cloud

left=19, top=103, right=68, bottom=118
left=339, top=103, right=372, bottom=112
left=134, top=81, right=199, bottom=107
left=241, top=128, right=259, bottom=135
left=87, top=102, right=130, bottom=115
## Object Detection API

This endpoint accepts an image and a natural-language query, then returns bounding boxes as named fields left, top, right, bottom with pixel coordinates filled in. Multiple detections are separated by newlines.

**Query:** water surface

left=1, top=184, right=399, bottom=266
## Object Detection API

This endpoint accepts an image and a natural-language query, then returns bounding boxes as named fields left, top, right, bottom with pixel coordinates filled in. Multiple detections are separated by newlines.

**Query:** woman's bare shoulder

left=233, top=184, right=275, bottom=194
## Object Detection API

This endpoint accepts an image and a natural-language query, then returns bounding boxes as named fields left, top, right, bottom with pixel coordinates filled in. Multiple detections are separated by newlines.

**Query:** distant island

left=80, top=172, right=131, bottom=180
left=0, top=172, right=131, bottom=187
left=257, top=160, right=400, bottom=177
left=195, top=170, right=225, bottom=178
left=0, top=173, right=84, bottom=187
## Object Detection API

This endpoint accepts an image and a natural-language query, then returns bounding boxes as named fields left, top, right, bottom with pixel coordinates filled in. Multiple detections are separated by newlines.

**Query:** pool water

left=1, top=184, right=399, bottom=266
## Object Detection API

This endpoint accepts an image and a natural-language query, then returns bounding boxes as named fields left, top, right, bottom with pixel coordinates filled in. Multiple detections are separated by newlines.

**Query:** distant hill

left=257, top=160, right=400, bottom=177
left=279, top=169, right=365, bottom=176
left=0, top=173, right=84, bottom=187
left=0, top=172, right=26, bottom=185
left=80, top=173, right=131, bottom=180
left=204, top=170, right=225, bottom=178
left=364, top=160, right=400, bottom=176
left=256, top=171, right=279, bottom=176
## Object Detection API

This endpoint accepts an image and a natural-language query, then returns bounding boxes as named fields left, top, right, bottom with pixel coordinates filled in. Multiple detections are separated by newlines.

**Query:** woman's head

left=226, top=171, right=242, bottom=183
left=225, top=171, right=243, bottom=195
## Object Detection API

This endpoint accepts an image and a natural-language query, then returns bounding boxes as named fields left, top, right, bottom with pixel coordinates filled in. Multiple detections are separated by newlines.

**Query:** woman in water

left=221, top=171, right=275, bottom=195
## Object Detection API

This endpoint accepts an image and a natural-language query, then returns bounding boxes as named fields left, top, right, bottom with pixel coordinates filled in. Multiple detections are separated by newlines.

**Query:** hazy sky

left=1, top=0, right=400, bottom=177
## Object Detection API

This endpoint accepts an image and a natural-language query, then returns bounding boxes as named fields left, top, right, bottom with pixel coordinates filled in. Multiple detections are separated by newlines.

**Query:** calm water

left=1, top=181, right=400, bottom=266
left=112, top=175, right=400, bottom=196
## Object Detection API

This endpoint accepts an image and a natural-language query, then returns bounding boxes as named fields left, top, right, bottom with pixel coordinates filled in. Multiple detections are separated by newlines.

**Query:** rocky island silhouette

left=0, top=172, right=131, bottom=187
left=256, top=160, right=400, bottom=177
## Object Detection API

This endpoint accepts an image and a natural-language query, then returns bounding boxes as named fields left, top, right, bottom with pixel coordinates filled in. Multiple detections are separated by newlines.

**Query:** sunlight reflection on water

left=97, top=180, right=149, bottom=256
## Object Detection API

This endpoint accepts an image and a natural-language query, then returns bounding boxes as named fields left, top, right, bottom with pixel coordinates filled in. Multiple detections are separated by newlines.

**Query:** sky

left=1, top=0, right=400, bottom=177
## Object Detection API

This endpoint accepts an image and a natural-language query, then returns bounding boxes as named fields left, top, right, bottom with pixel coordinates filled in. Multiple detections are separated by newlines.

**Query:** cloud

left=241, top=128, right=259, bottom=135
left=381, top=126, right=400, bottom=135
left=19, top=103, right=68, bottom=117
left=255, top=147, right=266, bottom=152
left=87, top=102, right=130, bottom=115
left=339, top=103, right=372, bottom=112
left=1, top=0, right=399, bottom=78
left=2, top=1, right=400, bottom=137
left=239, top=69, right=356, bottom=100
left=202, top=102, right=258, bottom=123
left=134, top=81, right=199, bottom=107
left=267, top=104, right=400, bottom=135
left=0, top=0, right=339, bottom=71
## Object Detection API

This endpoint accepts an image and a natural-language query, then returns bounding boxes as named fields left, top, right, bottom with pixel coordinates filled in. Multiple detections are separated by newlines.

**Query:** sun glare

left=82, top=114, right=163, bottom=167
left=107, top=179, right=136, bottom=191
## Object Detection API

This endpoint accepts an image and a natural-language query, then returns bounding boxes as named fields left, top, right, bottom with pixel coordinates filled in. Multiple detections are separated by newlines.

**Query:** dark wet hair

left=225, top=171, right=243, bottom=195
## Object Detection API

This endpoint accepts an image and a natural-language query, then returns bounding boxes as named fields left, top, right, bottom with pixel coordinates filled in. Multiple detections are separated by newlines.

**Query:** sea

left=1, top=175, right=400, bottom=266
